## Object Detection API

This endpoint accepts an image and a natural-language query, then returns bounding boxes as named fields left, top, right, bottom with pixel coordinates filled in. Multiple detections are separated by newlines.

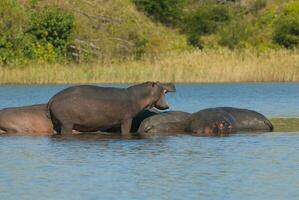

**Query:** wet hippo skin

left=47, top=82, right=176, bottom=136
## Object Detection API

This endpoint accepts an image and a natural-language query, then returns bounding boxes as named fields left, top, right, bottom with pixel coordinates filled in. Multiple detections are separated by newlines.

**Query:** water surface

left=0, top=83, right=298, bottom=199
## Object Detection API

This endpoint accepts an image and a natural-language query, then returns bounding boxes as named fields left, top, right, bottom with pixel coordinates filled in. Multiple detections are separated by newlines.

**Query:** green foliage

left=184, top=3, right=232, bottom=47
left=273, top=2, right=299, bottom=48
left=250, top=0, right=267, bottom=14
left=0, top=2, right=74, bottom=65
left=29, top=7, right=74, bottom=55
left=132, top=0, right=186, bottom=26
left=218, top=20, right=252, bottom=49
left=1, top=0, right=298, bottom=66
left=0, top=0, right=28, bottom=65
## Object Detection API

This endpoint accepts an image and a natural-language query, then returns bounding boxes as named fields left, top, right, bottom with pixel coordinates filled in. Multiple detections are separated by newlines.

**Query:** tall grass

left=0, top=48, right=298, bottom=84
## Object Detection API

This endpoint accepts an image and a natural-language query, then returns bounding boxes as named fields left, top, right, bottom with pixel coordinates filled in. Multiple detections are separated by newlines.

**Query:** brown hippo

left=217, top=107, right=274, bottom=132
left=0, top=104, right=53, bottom=136
left=47, top=82, right=176, bottom=136
left=137, top=111, right=191, bottom=137
left=188, top=108, right=236, bottom=137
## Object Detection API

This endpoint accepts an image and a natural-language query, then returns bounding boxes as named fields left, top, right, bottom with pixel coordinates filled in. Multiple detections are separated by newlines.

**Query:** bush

left=0, top=0, right=29, bottom=65
left=184, top=3, right=232, bottom=47
left=132, top=0, right=186, bottom=26
left=218, top=20, right=253, bottom=49
left=29, top=7, right=74, bottom=56
left=273, top=2, right=299, bottom=48
left=250, top=0, right=267, bottom=14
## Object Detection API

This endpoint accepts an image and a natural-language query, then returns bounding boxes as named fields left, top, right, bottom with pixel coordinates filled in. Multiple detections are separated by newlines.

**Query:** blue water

left=0, top=83, right=298, bottom=199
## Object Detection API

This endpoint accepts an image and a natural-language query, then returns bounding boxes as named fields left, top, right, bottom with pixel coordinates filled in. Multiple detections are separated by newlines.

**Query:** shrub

left=132, top=0, right=186, bottom=26
left=0, top=0, right=29, bottom=65
left=218, top=20, right=252, bottom=49
left=29, top=7, right=74, bottom=56
left=250, top=0, right=267, bottom=14
left=273, top=2, right=299, bottom=48
left=184, top=3, right=232, bottom=47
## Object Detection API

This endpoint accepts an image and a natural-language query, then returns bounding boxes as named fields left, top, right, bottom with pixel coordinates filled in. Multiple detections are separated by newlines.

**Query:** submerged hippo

left=0, top=104, right=53, bottom=136
left=217, top=107, right=274, bottom=132
left=47, top=82, right=176, bottom=136
left=189, top=108, right=236, bottom=137
left=137, top=111, right=191, bottom=137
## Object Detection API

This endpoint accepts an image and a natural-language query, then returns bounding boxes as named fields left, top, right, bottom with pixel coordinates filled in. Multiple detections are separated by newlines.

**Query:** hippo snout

left=154, top=92, right=169, bottom=110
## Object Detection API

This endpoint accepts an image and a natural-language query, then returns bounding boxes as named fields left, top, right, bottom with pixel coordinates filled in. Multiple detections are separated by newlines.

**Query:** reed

left=0, top=48, right=298, bottom=84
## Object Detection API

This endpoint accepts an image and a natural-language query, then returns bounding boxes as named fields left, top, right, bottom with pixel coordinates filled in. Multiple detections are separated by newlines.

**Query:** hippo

left=105, top=109, right=160, bottom=133
left=131, top=109, right=160, bottom=133
left=188, top=108, right=236, bottom=137
left=0, top=104, right=53, bottom=136
left=217, top=107, right=274, bottom=132
left=47, top=82, right=176, bottom=136
left=137, top=111, right=191, bottom=137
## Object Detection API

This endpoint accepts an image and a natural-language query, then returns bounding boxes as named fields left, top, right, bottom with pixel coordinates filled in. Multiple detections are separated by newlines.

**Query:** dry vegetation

left=1, top=48, right=298, bottom=84
left=271, top=118, right=299, bottom=132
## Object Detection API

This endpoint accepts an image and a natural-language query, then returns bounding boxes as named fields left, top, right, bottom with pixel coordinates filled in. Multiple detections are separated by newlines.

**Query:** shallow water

left=0, top=83, right=298, bottom=199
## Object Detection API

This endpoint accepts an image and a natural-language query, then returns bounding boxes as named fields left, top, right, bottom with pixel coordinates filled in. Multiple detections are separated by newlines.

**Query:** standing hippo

left=217, top=107, right=274, bottom=132
left=47, top=82, right=176, bottom=136
left=0, top=104, right=53, bottom=136
left=188, top=108, right=236, bottom=137
left=138, top=111, right=191, bottom=137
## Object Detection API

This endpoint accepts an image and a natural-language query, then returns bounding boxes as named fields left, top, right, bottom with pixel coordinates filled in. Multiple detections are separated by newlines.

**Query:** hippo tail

left=264, top=119, right=274, bottom=132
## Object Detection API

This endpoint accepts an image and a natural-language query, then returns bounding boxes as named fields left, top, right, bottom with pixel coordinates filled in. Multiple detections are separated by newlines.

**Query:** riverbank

left=0, top=49, right=298, bottom=84
left=271, top=118, right=299, bottom=132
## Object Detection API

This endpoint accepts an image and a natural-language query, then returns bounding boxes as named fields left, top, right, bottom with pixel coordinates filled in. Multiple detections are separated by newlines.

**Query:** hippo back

left=218, top=107, right=273, bottom=131
left=138, top=111, right=191, bottom=136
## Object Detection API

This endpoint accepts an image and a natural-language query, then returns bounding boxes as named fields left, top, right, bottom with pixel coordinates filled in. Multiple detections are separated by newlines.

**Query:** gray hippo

left=0, top=104, right=53, bottom=136
left=188, top=108, right=236, bottom=137
left=47, top=82, right=176, bottom=136
left=137, top=111, right=191, bottom=137
left=105, top=109, right=160, bottom=133
left=217, top=107, right=273, bottom=132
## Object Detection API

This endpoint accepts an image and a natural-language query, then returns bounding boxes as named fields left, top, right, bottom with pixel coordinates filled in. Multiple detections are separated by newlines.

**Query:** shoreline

left=271, top=118, right=299, bottom=132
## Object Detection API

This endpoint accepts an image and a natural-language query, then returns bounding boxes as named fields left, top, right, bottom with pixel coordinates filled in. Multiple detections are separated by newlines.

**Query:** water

left=1, top=83, right=299, bottom=117
left=0, top=83, right=298, bottom=199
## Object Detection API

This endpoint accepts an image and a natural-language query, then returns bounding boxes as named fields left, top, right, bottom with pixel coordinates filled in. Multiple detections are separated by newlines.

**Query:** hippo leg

left=121, top=118, right=132, bottom=136
left=61, top=123, right=73, bottom=135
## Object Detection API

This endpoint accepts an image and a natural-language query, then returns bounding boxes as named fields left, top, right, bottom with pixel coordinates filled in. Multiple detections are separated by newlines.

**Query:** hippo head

left=150, top=82, right=176, bottom=110
left=130, top=81, right=176, bottom=111
left=210, top=120, right=233, bottom=136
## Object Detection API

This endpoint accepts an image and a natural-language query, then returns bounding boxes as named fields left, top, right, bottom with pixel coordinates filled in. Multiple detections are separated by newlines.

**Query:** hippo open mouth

left=154, top=89, right=169, bottom=110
